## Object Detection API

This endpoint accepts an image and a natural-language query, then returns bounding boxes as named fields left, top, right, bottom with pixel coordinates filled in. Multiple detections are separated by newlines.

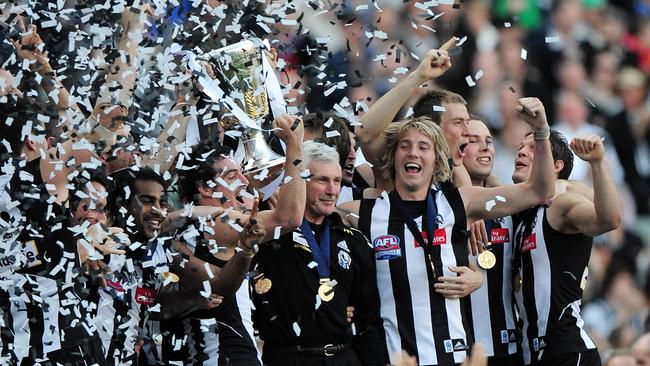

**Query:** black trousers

left=263, top=348, right=361, bottom=366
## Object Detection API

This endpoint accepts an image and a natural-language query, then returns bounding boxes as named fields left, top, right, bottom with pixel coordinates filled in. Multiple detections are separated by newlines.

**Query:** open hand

left=434, top=266, right=483, bottom=299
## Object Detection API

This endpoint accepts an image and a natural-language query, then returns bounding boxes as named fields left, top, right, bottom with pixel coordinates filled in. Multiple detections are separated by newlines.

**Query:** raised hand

left=516, top=97, right=548, bottom=130
left=272, top=114, right=303, bottom=145
left=570, top=134, right=605, bottom=163
left=239, top=198, right=266, bottom=255
left=413, top=38, right=456, bottom=81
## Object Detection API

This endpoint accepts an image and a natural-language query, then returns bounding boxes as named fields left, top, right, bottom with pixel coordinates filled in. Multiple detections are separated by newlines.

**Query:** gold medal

left=318, top=279, right=334, bottom=302
left=255, top=277, right=272, bottom=294
left=478, top=250, right=496, bottom=270
left=162, top=272, right=179, bottom=283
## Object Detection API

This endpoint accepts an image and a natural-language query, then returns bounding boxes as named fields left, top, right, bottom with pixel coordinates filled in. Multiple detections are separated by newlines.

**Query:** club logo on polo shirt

left=337, top=241, right=349, bottom=252
left=373, top=235, right=401, bottom=260
left=522, top=233, right=537, bottom=252
left=490, top=228, right=510, bottom=244
left=338, top=250, right=351, bottom=269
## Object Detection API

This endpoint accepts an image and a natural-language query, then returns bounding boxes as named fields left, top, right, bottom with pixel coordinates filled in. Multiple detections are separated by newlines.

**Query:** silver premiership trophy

left=205, top=39, right=285, bottom=174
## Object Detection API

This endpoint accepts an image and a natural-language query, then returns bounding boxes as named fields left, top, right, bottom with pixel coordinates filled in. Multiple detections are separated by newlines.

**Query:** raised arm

left=461, top=97, right=555, bottom=221
left=209, top=114, right=305, bottom=246
left=172, top=199, right=265, bottom=296
left=89, top=5, right=150, bottom=139
left=548, top=134, right=621, bottom=236
left=356, top=38, right=455, bottom=165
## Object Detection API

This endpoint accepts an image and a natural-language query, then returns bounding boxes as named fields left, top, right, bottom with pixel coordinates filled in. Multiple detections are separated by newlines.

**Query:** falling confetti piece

left=485, top=200, right=496, bottom=211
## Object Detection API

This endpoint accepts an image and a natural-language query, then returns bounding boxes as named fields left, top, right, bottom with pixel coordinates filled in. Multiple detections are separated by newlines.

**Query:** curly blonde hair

left=379, top=117, right=452, bottom=185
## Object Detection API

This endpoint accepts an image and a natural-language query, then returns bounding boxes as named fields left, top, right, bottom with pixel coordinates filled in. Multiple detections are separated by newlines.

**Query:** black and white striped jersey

left=164, top=223, right=260, bottom=365
left=468, top=216, right=518, bottom=358
left=358, top=188, right=472, bottom=366
left=0, top=158, right=99, bottom=363
left=512, top=206, right=597, bottom=365
left=337, top=185, right=363, bottom=205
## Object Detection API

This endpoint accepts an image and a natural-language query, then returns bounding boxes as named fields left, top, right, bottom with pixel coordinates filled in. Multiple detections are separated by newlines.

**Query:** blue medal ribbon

left=392, top=190, right=437, bottom=250
left=300, top=218, right=331, bottom=278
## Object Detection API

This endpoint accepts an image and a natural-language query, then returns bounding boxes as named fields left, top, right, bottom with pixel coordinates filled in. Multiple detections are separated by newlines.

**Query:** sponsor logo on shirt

left=490, top=228, right=510, bottom=244
left=533, top=337, right=546, bottom=351
left=414, top=228, right=447, bottom=248
left=522, top=233, right=537, bottom=252
left=134, top=287, right=157, bottom=305
left=444, top=338, right=469, bottom=353
left=373, top=235, right=401, bottom=260
left=0, top=240, right=42, bottom=272
left=501, top=329, right=517, bottom=344
left=106, top=279, right=125, bottom=293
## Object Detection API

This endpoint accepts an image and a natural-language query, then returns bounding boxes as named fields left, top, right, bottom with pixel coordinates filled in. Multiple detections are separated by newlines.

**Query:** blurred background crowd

left=2, top=0, right=650, bottom=360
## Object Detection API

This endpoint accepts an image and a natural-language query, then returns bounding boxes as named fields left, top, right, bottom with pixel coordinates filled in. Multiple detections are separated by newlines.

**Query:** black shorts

left=534, top=350, right=602, bottom=366
left=263, top=348, right=361, bottom=366
left=488, top=353, right=523, bottom=366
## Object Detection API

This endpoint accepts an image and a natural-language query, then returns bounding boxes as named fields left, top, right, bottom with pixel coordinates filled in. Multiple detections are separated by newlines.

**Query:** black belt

left=269, top=343, right=350, bottom=357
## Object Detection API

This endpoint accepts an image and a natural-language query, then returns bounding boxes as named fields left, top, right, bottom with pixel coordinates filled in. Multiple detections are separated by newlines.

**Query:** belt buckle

left=323, top=344, right=336, bottom=357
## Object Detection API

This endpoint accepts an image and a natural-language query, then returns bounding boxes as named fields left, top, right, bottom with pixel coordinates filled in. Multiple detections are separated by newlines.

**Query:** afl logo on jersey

left=373, top=235, right=402, bottom=260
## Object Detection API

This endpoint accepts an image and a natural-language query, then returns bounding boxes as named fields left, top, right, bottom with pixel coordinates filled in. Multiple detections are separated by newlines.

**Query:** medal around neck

left=255, top=278, right=272, bottom=294
left=478, top=250, right=496, bottom=270
left=318, top=278, right=335, bottom=302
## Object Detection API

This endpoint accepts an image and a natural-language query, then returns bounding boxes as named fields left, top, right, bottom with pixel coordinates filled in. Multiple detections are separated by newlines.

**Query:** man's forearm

left=528, top=137, right=555, bottom=202
left=590, top=160, right=621, bottom=231
left=274, top=139, right=305, bottom=227
left=359, top=73, right=423, bottom=138
left=209, top=250, right=252, bottom=296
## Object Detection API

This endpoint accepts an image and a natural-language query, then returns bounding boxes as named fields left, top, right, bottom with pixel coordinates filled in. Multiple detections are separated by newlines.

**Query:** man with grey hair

left=251, top=141, right=385, bottom=366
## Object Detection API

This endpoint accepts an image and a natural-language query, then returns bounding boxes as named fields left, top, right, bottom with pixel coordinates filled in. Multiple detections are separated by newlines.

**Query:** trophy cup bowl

left=208, top=40, right=285, bottom=174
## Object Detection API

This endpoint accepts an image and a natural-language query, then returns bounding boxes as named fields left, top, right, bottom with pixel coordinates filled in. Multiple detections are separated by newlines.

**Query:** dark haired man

left=511, top=132, right=620, bottom=366
left=462, top=118, right=520, bottom=366
left=108, top=165, right=265, bottom=364
left=161, top=113, right=305, bottom=365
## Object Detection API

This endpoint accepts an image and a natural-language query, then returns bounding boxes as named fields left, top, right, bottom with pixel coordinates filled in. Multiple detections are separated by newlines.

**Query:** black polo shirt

left=252, top=212, right=385, bottom=365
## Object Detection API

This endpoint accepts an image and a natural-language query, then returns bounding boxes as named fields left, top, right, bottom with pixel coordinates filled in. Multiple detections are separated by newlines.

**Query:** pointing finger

left=439, top=37, right=457, bottom=52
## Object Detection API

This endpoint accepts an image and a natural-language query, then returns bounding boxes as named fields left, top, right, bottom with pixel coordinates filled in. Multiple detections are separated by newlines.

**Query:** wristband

left=533, top=127, right=550, bottom=141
